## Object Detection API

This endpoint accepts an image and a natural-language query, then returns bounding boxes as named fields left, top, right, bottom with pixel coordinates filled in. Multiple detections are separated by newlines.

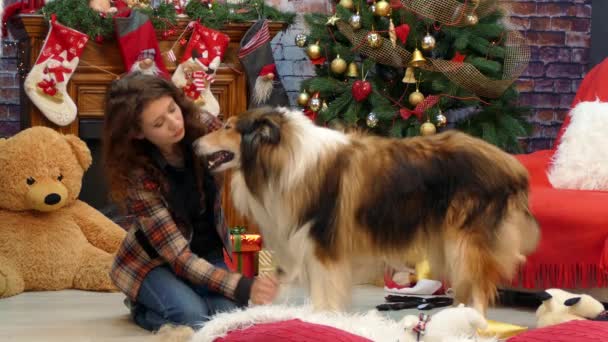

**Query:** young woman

left=102, top=73, right=278, bottom=331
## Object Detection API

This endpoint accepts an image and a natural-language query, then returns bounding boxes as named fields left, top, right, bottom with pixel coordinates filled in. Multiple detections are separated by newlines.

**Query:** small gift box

left=223, top=226, right=263, bottom=278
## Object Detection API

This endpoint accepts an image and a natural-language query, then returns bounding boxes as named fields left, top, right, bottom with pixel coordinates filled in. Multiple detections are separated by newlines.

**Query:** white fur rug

left=185, top=304, right=498, bottom=342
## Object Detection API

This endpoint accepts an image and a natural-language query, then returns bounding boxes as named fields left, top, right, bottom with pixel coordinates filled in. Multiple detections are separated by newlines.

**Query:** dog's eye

left=26, top=177, right=36, bottom=185
left=224, top=125, right=232, bottom=130
left=58, top=174, right=64, bottom=181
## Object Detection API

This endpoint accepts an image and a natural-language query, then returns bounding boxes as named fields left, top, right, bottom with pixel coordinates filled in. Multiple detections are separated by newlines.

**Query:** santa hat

left=258, top=64, right=276, bottom=80
left=181, top=22, right=230, bottom=71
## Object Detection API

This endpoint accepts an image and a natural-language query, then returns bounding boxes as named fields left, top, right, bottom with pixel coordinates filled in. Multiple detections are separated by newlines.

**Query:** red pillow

left=213, top=319, right=372, bottom=342
left=507, top=320, right=608, bottom=342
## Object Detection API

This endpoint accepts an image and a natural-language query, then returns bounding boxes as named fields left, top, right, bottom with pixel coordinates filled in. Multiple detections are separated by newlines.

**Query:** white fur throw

left=548, top=100, right=608, bottom=191
left=187, top=304, right=498, bottom=342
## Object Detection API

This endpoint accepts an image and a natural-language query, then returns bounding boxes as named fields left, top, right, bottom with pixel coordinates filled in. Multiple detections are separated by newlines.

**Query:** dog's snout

left=44, top=193, right=62, bottom=205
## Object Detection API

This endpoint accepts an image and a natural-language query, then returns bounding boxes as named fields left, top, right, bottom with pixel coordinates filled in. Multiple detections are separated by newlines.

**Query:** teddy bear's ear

left=64, top=134, right=92, bottom=171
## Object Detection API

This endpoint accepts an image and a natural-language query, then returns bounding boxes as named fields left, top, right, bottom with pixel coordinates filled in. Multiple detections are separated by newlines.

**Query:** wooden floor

left=0, top=285, right=537, bottom=341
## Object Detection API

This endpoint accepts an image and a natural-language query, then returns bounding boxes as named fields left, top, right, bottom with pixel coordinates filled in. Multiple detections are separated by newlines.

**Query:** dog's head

left=193, top=107, right=285, bottom=173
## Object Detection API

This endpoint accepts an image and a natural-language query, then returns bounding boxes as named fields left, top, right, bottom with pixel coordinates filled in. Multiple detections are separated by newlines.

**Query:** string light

left=2, top=39, right=28, bottom=80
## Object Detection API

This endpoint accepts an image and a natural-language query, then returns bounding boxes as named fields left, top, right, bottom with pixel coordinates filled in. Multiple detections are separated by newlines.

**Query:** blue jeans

left=129, top=259, right=243, bottom=331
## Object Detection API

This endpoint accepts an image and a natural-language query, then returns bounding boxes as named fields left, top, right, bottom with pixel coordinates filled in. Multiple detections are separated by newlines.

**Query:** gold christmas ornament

left=295, top=33, right=307, bottom=48
left=374, top=0, right=391, bottom=16
left=389, top=18, right=397, bottom=48
left=346, top=62, right=359, bottom=77
left=465, top=13, right=479, bottom=26
left=306, top=41, right=322, bottom=60
left=321, top=101, right=329, bottom=112
left=408, top=48, right=427, bottom=67
left=339, top=0, right=354, bottom=10
left=435, top=111, right=447, bottom=127
left=367, top=31, right=383, bottom=48
left=330, top=54, right=347, bottom=74
left=420, top=120, right=437, bottom=136
left=297, top=91, right=310, bottom=106
left=421, top=33, right=436, bottom=51
left=409, top=89, right=425, bottom=106
left=402, top=67, right=416, bottom=83
left=309, top=93, right=322, bottom=112
left=349, top=12, right=362, bottom=30
left=366, top=112, right=379, bottom=128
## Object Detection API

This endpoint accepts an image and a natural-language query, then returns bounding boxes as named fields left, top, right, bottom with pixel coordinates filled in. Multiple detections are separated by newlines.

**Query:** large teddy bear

left=0, top=127, right=126, bottom=298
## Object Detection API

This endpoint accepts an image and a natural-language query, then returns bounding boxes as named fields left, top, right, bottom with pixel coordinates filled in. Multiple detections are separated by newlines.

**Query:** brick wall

left=1, top=0, right=21, bottom=137
left=0, top=0, right=594, bottom=154
left=505, top=0, right=592, bottom=152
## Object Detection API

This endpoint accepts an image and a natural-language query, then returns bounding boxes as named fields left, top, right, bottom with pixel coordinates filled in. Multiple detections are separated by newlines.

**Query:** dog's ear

left=237, top=115, right=281, bottom=146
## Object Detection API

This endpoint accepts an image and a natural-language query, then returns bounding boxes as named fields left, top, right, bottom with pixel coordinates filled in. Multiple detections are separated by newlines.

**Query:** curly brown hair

left=102, top=73, right=208, bottom=205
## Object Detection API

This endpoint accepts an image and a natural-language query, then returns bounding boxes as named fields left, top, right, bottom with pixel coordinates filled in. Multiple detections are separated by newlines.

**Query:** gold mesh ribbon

left=399, top=0, right=501, bottom=26
left=335, top=19, right=529, bottom=98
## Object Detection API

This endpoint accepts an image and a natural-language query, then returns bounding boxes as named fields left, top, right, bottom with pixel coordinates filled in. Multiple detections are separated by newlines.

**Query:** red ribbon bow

left=400, top=95, right=440, bottom=120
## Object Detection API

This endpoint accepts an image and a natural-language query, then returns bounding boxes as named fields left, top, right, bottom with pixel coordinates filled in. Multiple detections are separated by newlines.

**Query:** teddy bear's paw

left=0, top=263, right=25, bottom=298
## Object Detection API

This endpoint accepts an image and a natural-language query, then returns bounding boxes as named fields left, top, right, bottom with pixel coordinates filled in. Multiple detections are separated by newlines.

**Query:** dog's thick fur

left=194, top=107, right=540, bottom=315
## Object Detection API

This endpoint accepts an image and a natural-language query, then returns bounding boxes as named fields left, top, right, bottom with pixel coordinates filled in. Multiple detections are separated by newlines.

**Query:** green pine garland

left=41, top=0, right=295, bottom=40
left=299, top=2, right=532, bottom=152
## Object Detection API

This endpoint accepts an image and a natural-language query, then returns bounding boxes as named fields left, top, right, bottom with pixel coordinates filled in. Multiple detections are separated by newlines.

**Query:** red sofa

left=513, top=58, right=608, bottom=291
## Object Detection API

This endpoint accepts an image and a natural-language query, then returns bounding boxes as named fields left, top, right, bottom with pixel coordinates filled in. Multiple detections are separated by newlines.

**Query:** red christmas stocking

left=23, top=15, right=88, bottom=126
left=171, top=22, right=229, bottom=116
left=114, top=10, right=169, bottom=78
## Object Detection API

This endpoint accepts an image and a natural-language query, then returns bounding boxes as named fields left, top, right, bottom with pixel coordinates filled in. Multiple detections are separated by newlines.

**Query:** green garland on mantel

left=41, top=0, right=295, bottom=41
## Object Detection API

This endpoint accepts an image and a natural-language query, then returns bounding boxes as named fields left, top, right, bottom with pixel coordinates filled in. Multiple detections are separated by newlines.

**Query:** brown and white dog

left=193, top=106, right=540, bottom=315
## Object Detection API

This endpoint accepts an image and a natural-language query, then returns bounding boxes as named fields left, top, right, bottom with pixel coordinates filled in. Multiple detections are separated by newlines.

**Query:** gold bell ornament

left=409, top=48, right=427, bottom=67
left=420, top=119, right=437, bottom=136
left=402, top=67, right=416, bottom=84
left=339, top=0, right=354, bottom=10
left=346, top=62, right=359, bottom=78
left=306, top=41, right=323, bottom=60
left=330, top=54, right=347, bottom=74
left=297, top=91, right=310, bottom=107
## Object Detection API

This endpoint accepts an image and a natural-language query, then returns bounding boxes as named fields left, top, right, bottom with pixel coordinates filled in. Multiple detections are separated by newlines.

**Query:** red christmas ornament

left=95, top=35, right=104, bottom=44
left=352, top=80, right=372, bottom=102
left=394, top=24, right=410, bottom=45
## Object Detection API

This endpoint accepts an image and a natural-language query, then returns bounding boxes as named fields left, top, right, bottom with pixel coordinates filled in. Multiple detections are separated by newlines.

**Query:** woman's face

left=138, top=95, right=185, bottom=149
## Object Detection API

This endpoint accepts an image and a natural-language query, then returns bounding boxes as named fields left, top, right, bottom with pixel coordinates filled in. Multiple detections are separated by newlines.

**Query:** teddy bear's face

left=0, top=127, right=92, bottom=212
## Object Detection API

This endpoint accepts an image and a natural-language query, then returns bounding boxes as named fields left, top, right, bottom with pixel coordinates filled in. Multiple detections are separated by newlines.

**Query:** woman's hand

left=250, top=273, right=279, bottom=305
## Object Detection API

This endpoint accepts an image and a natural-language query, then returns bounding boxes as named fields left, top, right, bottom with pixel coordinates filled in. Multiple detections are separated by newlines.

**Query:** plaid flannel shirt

left=110, top=112, right=252, bottom=304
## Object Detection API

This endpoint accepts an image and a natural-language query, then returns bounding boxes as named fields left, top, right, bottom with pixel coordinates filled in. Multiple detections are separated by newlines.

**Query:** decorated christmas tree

left=297, top=0, right=531, bottom=152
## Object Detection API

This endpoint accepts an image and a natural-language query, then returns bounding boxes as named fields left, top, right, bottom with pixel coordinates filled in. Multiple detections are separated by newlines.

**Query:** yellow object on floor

left=479, top=319, right=528, bottom=339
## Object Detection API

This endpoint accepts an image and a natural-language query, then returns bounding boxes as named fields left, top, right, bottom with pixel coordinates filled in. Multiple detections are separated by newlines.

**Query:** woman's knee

left=167, top=302, right=211, bottom=327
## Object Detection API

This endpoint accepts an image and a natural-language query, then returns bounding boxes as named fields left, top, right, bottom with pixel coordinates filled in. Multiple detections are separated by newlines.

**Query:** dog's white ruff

left=188, top=304, right=498, bottom=342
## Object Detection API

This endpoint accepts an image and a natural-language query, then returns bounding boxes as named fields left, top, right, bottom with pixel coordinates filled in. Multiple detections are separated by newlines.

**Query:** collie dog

left=193, top=106, right=540, bottom=315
